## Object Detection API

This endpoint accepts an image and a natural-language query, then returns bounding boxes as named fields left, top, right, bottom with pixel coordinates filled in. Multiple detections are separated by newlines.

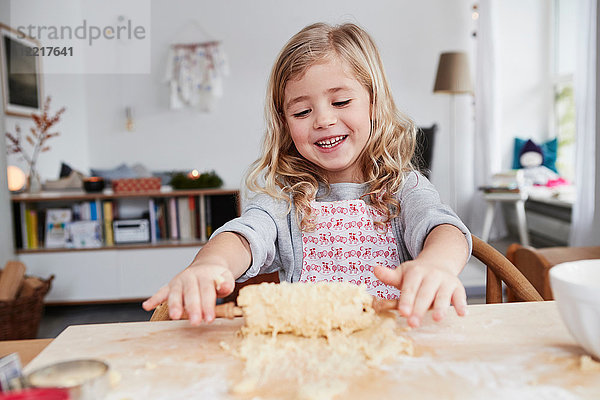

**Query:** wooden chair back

left=506, top=243, right=600, bottom=300
left=471, top=235, right=543, bottom=303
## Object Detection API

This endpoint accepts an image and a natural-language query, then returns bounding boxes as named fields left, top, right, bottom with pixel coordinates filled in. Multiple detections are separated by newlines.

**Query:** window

left=552, top=0, right=577, bottom=182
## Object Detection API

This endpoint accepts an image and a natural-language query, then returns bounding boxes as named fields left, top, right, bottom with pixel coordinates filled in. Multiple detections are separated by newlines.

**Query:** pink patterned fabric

left=299, top=199, right=401, bottom=299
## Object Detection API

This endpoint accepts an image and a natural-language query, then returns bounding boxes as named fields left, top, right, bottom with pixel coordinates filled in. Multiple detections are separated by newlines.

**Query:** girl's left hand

left=373, top=262, right=467, bottom=328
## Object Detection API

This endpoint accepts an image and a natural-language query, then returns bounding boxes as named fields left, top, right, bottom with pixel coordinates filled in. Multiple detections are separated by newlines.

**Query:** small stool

left=481, top=191, right=530, bottom=246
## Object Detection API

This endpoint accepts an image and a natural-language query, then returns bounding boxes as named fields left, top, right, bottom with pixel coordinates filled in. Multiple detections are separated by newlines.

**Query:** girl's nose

left=313, top=108, right=337, bottom=129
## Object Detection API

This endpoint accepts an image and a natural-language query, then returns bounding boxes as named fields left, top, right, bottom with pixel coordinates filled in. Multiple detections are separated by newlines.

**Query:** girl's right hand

left=142, top=264, right=235, bottom=325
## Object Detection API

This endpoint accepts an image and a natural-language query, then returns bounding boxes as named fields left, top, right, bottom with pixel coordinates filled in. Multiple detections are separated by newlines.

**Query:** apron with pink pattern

left=299, top=199, right=401, bottom=299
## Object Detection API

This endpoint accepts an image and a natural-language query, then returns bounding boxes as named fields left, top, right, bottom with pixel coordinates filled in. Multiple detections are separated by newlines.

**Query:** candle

left=188, top=169, right=200, bottom=180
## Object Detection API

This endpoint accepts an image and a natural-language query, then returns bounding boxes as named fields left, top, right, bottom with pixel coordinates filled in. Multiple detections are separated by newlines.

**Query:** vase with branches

left=5, top=97, right=66, bottom=192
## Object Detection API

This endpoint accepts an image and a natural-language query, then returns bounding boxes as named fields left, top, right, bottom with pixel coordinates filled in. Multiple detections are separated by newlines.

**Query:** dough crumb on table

left=230, top=282, right=413, bottom=400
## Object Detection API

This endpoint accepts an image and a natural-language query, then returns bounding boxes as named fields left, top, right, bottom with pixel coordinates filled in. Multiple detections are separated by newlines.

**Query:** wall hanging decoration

left=165, top=20, right=229, bottom=112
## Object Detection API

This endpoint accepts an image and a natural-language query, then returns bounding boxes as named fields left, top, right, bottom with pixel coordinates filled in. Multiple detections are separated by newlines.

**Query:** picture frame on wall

left=0, top=23, right=43, bottom=117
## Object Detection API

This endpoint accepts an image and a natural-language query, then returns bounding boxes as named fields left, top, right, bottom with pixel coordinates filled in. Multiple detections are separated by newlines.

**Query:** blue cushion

left=90, top=164, right=138, bottom=183
left=512, top=137, right=558, bottom=173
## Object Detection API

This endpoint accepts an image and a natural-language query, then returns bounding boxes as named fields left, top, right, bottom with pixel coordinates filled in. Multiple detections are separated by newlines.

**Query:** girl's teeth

left=317, top=136, right=345, bottom=148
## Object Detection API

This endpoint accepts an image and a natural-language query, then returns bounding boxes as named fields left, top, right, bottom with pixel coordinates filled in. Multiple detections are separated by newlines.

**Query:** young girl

left=144, top=22, right=471, bottom=328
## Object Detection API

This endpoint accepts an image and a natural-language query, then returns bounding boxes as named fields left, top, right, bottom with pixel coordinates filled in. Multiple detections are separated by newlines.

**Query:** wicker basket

left=0, top=275, right=54, bottom=340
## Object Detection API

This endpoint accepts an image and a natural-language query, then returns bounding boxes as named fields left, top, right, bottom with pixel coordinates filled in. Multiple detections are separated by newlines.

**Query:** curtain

left=570, top=0, right=598, bottom=246
left=468, top=0, right=505, bottom=239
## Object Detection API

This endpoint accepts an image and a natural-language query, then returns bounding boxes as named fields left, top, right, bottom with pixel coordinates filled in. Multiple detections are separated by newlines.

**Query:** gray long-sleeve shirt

left=213, top=171, right=472, bottom=283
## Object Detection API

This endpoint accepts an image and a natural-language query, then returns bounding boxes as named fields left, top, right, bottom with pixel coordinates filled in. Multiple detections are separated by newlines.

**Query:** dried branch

left=4, top=96, right=66, bottom=176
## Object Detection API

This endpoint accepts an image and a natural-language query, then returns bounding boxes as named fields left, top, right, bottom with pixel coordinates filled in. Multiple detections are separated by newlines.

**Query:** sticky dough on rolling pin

left=237, top=281, right=387, bottom=338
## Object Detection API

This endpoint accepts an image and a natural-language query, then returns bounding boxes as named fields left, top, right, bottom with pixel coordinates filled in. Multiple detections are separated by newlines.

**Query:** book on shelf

left=72, top=203, right=81, bottom=221
left=12, top=203, right=23, bottom=249
left=156, top=199, right=168, bottom=240
left=103, top=201, right=115, bottom=246
left=177, top=197, right=193, bottom=240
left=148, top=198, right=157, bottom=243
left=26, top=209, right=38, bottom=249
left=70, top=200, right=99, bottom=222
left=37, top=209, right=46, bottom=247
left=66, top=220, right=102, bottom=248
left=205, top=195, right=213, bottom=238
left=20, top=205, right=27, bottom=249
left=90, top=201, right=98, bottom=221
left=81, top=202, right=90, bottom=220
left=194, top=196, right=206, bottom=240
left=20, top=208, right=47, bottom=250
left=45, top=208, right=72, bottom=248
left=198, top=194, right=207, bottom=242
left=152, top=200, right=161, bottom=240
left=188, top=196, right=197, bottom=240
left=168, top=197, right=178, bottom=240
left=208, top=194, right=238, bottom=234
left=25, top=210, right=32, bottom=249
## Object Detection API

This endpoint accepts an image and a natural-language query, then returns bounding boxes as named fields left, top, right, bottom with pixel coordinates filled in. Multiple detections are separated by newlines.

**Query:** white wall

left=81, top=0, right=473, bottom=194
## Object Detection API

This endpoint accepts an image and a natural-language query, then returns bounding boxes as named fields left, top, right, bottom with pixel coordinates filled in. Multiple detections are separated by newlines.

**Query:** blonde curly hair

left=246, top=22, right=417, bottom=230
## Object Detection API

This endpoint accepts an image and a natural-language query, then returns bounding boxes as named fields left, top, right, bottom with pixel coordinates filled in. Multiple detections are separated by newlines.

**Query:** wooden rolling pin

left=215, top=296, right=399, bottom=319
left=151, top=296, right=399, bottom=321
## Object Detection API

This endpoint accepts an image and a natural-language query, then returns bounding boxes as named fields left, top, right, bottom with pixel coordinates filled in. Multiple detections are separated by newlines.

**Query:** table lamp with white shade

left=433, top=51, right=473, bottom=209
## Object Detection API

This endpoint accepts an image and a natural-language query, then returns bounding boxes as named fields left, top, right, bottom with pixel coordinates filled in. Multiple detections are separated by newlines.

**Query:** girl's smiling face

left=283, top=57, right=371, bottom=183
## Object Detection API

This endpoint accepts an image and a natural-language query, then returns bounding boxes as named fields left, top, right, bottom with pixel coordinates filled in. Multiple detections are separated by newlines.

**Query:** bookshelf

left=10, top=188, right=240, bottom=303
left=11, top=188, right=239, bottom=252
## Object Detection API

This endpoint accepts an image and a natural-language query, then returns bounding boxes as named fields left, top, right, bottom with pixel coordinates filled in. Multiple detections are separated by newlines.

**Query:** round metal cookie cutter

left=26, top=359, right=110, bottom=400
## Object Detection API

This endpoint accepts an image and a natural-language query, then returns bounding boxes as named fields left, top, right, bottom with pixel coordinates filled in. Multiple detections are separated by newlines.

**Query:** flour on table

left=230, top=282, right=413, bottom=400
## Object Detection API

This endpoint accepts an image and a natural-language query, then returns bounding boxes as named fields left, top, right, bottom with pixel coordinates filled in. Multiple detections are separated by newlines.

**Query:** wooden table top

left=24, top=301, right=600, bottom=399
left=0, top=338, right=53, bottom=366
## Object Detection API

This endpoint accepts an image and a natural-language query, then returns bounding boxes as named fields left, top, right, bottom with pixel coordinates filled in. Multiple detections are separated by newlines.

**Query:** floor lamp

left=433, top=52, right=473, bottom=211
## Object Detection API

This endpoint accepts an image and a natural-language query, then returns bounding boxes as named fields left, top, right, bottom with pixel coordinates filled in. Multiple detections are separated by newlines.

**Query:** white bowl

left=549, top=259, right=600, bottom=359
